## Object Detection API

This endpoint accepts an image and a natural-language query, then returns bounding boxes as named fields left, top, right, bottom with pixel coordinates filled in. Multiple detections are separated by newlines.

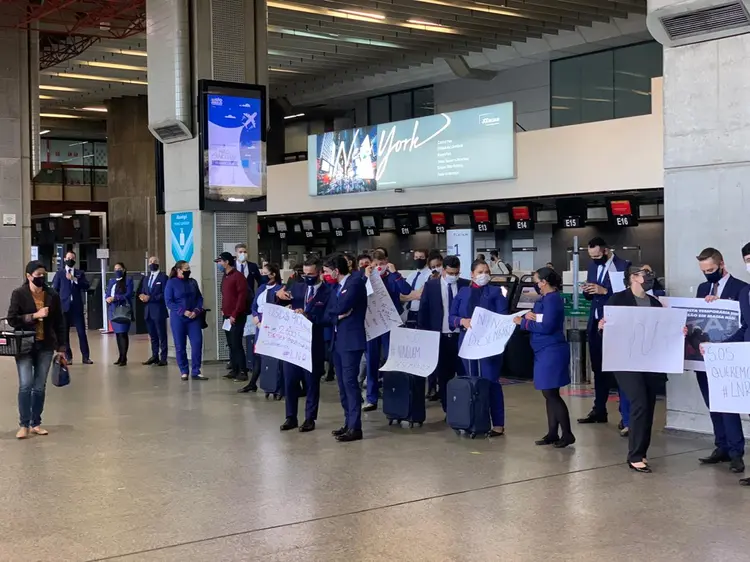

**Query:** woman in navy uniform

left=449, top=259, right=509, bottom=437
left=106, top=262, right=134, bottom=366
left=515, top=267, right=575, bottom=448
left=165, top=260, right=206, bottom=381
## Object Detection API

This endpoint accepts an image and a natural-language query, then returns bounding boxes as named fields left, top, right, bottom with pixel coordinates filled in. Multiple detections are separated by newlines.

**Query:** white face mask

left=474, top=273, right=490, bottom=287
left=746, top=263, right=750, bottom=274
left=432, top=266, right=443, bottom=275
left=237, top=252, right=247, bottom=263
left=444, top=274, right=458, bottom=285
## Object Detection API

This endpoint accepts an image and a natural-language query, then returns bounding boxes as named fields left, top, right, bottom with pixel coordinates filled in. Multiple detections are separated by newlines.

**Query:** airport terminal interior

left=2, top=0, right=750, bottom=559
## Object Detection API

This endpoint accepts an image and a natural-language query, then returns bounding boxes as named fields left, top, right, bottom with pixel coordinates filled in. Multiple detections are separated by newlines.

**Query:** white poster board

left=659, top=297, right=741, bottom=370
left=601, top=306, right=687, bottom=374
left=380, top=327, right=440, bottom=377
left=702, top=342, right=750, bottom=414
left=446, top=229, right=473, bottom=280
left=458, top=307, right=525, bottom=360
left=364, top=272, right=402, bottom=341
left=255, top=303, right=313, bottom=371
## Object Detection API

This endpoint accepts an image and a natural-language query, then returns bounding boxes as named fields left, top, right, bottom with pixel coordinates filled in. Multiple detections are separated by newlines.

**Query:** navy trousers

left=64, top=308, right=90, bottom=361
left=697, top=371, right=745, bottom=459
left=334, top=347, right=364, bottom=431
left=145, top=315, right=168, bottom=362
left=365, top=332, right=390, bottom=405
left=283, top=362, right=321, bottom=421
left=170, top=318, right=203, bottom=376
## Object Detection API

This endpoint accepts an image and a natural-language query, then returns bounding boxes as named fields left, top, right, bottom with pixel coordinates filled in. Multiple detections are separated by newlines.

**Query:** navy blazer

left=252, top=283, right=283, bottom=324
left=585, top=254, right=631, bottom=330
left=417, top=277, right=469, bottom=332
left=138, top=271, right=169, bottom=321
left=327, top=275, right=368, bottom=353
left=695, top=274, right=748, bottom=300
left=281, top=281, right=332, bottom=359
left=449, top=284, right=509, bottom=330
left=52, top=268, right=90, bottom=313
left=165, top=277, right=204, bottom=323
left=380, top=271, right=412, bottom=315
left=728, top=285, right=750, bottom=342
left=520, top=291, right=567, bottom=352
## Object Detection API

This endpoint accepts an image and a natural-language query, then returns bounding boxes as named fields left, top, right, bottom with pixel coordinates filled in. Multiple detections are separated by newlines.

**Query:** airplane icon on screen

left=242, top=112, right=258, bottom=129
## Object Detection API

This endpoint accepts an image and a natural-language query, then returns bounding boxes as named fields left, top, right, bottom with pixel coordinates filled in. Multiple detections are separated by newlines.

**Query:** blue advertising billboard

left=307, top=102, right=515, bottom=196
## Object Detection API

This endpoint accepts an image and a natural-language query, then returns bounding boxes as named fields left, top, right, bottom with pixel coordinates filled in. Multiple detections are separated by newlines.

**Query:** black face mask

left=31, top=276, right=45, bottom=288
left=592, top=254, right=608, bottom=266
left=414, top=258, right=427, bottom=269
left=641, top=278, right=655, bottom=292
left=704, top=269, right=723, bottom=284
left=65, top=259, right=75, bottom=268
left=149, top=263, right=159, bottom=272
left=182, top=270, right=191, bottom=279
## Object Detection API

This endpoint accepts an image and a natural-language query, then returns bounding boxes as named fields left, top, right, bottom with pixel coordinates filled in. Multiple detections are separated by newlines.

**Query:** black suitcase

left=382, top=371, right=426, bottom=427
left=259, top=355, right=284, bottom=400
left=446, top=376, right=492, bottom=438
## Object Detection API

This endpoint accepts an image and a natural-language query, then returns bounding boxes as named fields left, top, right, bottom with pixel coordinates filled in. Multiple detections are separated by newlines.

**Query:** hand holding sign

left=458, top=307, right=525, bottom=360
left=381, top=327, right=440, bottom=378
left=702, top=342, right=750, bottom=414
left=364, top=272, right=402, bottom=341
left=255, top=303, right=313, bottom=372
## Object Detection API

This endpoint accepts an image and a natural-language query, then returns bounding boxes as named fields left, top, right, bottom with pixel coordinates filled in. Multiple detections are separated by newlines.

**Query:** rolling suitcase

left=382, top=371, right=426, bottom=427
left=259, top=355, right=284, bottom=401
left=446, top=376, right=492, bottom=438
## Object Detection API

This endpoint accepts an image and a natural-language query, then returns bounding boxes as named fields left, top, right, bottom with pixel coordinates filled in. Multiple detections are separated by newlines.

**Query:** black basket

left=0, top=319, right=36, bottom=357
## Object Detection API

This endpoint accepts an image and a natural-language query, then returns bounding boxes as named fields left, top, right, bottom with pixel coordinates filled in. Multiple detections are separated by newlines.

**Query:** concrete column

left=152, top=0, right=267, bottom=361
left=0, top=21, right=33, bottom=304
left=656, top=27, right=750, bottom=437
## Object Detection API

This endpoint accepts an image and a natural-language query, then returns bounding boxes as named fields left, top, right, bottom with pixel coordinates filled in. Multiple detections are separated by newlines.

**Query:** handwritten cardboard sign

left=364, top=272, right=402, bottom=341
left=703, top=342, right=750, bottom=414
left=380, top=327, right=440, bottom=378
left=458, top=307, right=525, bottom=360
left=255, top=303, right=313, bottom=372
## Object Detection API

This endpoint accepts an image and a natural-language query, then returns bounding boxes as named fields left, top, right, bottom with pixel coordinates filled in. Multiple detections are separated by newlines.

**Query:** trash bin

left=567, top=328, right=588, bottom=385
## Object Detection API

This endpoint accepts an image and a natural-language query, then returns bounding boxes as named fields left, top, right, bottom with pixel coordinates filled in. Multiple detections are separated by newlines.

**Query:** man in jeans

left=215, top=252, right=249, bottom=381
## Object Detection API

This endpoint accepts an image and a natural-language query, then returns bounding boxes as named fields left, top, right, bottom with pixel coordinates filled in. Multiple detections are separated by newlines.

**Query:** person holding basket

left=6, top=261, right=67, bottom=439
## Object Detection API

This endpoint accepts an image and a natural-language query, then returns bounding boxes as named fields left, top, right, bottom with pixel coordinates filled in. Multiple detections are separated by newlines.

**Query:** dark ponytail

left=536, top=266, right=562, bottom=290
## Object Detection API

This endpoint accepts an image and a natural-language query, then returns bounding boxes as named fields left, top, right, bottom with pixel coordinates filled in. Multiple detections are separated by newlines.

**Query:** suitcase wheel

left=454, top=429, right=461, bottom=436
left=469, top=432, right=477, bottom=439
left=265, top=393, right=270, bottom=400
left=418, top=422, right=423, bottom=428
left=408, top=422, right=414, bottom=428
left=274, top=394, right=283, bottom=401
left=388, top=419, right=394, bottom=426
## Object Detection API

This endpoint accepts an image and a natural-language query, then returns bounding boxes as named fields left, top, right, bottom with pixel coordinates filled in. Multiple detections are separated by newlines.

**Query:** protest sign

left=364, top=272, right=402, bottom=341
left=458, top=307, right=525, bottom=360
left=255, top=303, right=312, bottom=371
left=602, top=306, right=687, bottom=374
left=703, top=342, right=750, bottom=414
left=380, top=327, right=440, bottom=377
left=659, top=297, right=741, bottom=370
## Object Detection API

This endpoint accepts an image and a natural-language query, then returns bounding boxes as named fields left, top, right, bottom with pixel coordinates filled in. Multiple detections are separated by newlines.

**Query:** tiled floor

left=0, top=333, right=747, bottom=562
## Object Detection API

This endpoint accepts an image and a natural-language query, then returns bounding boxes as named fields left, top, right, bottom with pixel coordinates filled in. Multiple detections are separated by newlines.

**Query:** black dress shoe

left=331, top=426, right=348, bottom=437
left=699, top=449, right=731, bottom=464
left=730, top=457, right=745, bottom=473
left=617, top=420, right=624, bottom=430
left=740, top=477, right=750, bottom=486
left=143, top=357, right=158, bottom=366
left=233, top=373, right=249, bottom=382
left=114, top=359, right=123, bottom=366
left=118, top=360, right=127, bottom=367
left=488, top=429, right=505, bottom=438
left=280, top=417, right=298, bottom=431
left=577, top=411, right=608, bottom=424
left=324, top=374, right=335, bottom=382
left=336, top=428, right=363, bottom=442
left=225, top=362, right=233, bottom=370
left=554, top=435, right=576, bottom=448
left=362, top=403, right=378, bottom=412
left=535, top=435, right=559, bottom=446
left=82, top=358, right=93, bottom=365
left=223, top=372, right=236, bottom=380
left=628, top=462, right=652, bottom=473
left=299, top=419, right=316, bottom=433
left=192, top=374, right=208, bottom=380
left=157, top=360, right=168, bottom=367
left=238, top=383, right=257, bottom=393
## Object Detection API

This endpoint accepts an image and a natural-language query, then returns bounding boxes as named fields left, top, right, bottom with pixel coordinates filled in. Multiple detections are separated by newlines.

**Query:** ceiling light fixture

left=40, top=113, right=83, bottom=119
left=284, top=113, right=305, bottom=119
left=269, top=67, right=304, bottom=74
left=78, top=61, right=148, bottom=72
left=79, top=106, right=108, bottom=113
left=50, top=213, right=63, bottom=217
left=39, top=94, right=57, bottom=100
left=40, top=130, right=50, bottom=135
left=43, top=72, right=147, bottom=85
left=418, top=0, right=525, bottom=19
left=338, top=9, right=386, bottom=20
left=268, top=25, right=404, bottom=48
left=403, top=19, right=458, bottom=33
left=39, top=84, right=84, bottom=92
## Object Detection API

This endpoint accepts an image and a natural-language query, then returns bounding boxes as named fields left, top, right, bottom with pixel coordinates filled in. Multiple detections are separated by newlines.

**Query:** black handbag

left=111, top=303, right=132, bottom=324
left=51, top=356, right=70, bottom=387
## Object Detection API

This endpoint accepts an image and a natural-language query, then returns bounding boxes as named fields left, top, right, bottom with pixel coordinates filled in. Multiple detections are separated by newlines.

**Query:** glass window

left=367, top=86, right=435, bottom=126
left=413, top=86, right=434, bottom=117
left=614, top=42, right=663, bottom=119
left=390, top=91, right=412, bottom=122
left=368, top=95, right=390, bottom=126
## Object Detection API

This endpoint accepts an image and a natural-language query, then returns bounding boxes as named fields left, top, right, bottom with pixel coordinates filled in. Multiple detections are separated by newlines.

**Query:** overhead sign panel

left=307, top=102, right=515, bottom=196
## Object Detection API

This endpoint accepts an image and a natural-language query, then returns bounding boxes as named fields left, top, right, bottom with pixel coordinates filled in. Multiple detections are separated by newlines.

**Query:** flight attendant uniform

left=522, top=291, right=570, bottom=390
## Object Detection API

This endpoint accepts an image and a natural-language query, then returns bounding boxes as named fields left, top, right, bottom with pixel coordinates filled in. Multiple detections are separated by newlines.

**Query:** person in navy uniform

left=694, top=247, right=748, bottom=474
left=324, top=254, right=368, bottom=442
left=165, top=260, right=206, bottom=381
left=276, top=258, right=331, bottom=433
left=578, top=237, right=631, bottom=425
left=449, top=259, right=509, bottom=437
left=106, top=262, right=134, bottom=366
left=515, top=267, right=575, bottom=448
left=138, top=256, right=169, bottom=366
left=417, top=255, right=469, bottom=412
left=235, top=243, right=262, bottom=293
left=363, top=249, right=411, bottom=411
left=52, top=250, right=92, bottom=364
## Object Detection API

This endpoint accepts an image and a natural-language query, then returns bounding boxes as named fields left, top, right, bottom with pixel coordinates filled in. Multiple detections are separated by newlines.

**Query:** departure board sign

left=360, top=215, right=379, bottom=236
left=396, top=215, right=414, bottom=236
left=307, top=102, right=515, bottom=196
left=510, top=205, right=534, bottom=231
left=608, top=198, right=639, bottom=227
left=557, top=198, right=587, bottom=228
left=429, top=211, right=447, bottom=234
left=330, top=217, right=345, bottom=238
left=471, top=209, right=494, bottom=233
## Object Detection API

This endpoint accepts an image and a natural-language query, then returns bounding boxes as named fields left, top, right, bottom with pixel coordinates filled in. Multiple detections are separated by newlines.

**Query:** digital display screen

left=275, top=221, right=287, bottom=232
left=301, top=219, right=314, bottom=231
left=308, top=102, right=515, bottom=195
left=511, top=206, right=530, bottom=221
left=331, top=218, right=344, bottom=229
left=473, top=209, right=490, bottom=223
left=516, top=286, right=542, bottom=309
left=430, top=212, right=446, bottom=225
left=320, top=221, right=330, bottom=232
left=608, top=198, right=638, bottom=227
left=557, top=198, right=587, bottom=228
left=610, top=200, right=632, bottom=216
left=361, top=216, right=376, bottom=228
left=204, top=90, right=265, bottom=201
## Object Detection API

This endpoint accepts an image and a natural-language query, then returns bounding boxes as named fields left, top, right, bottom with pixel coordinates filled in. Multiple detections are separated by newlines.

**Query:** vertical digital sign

left=607, top=198, right=639, bottom=227
left=510, top=205, right=534, bottom=231
left=429, top=211, right=447, bottom=234
left=471, top=209, right=494, bottom=233
left=360, top=215, right=379, bottom=237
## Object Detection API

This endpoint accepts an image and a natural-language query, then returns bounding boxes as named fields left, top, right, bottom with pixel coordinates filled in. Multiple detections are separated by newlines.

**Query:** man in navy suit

left=578, top=237, right=630, bottom=424
left=276, top=258, right=331, bottom=433
left=417, top=255, right=469, bottom=412
left=138, top=256, right=169, bottom=366
left=234, top=243, right=262, bottom=294
left=52, top=250, right=92, bottom=364
left=324, top=254, right=368, bottom=442
left=694, top=247, right=748, bottom=474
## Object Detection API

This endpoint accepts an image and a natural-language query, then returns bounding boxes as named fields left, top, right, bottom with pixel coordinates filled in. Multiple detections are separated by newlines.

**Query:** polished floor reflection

left=0, top=333, right=747, bottom=562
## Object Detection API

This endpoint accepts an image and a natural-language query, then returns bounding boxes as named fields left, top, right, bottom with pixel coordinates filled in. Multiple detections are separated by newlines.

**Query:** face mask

left=444, top=274, right=458, bottom=285
left=641, top=278, right=655, bottom=292
left=323, top=273, right=337, bottom=285
left=593, top=255, right=608, bottom=266
left=474, top=273, right=490, bottom=287
left=431, top=266, right=443, bottom=275
left=704, top=268, right=723, bottom=283
left=746, top=264, right=750, bottom=275
left=260, top=275, right=270, bottom=285
left=115, top=270, right=124, bottom=279
left=182, top=270, right=191, bottom=279
left=237, top=253, right=247, bottom=263
left=376, top=265, right=387, bottom=277
left=31, top=276, right=45, bottom=288
left=217, top=264, right=224, bottom=274
left=304, top=275, right=318, bottom=286
left=414, top=258, right=427, bottom=269
left=149, top=263, right=159, bottom=272
left=534, top=284, right=542, bottom=295
left=65, top=259, right=75, bottom=268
